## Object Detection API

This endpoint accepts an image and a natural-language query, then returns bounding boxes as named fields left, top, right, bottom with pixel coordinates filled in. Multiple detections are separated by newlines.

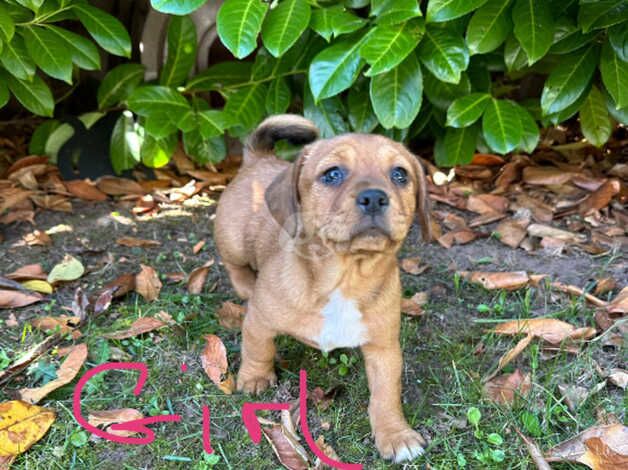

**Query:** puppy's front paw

left=376, top=428, right=426, bottom=463
left=236, top=370, right=277, bottom=395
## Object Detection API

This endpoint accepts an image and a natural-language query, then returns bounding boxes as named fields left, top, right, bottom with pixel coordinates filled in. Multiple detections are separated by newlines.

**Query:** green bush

left=1, top=0, right=627, bottom=171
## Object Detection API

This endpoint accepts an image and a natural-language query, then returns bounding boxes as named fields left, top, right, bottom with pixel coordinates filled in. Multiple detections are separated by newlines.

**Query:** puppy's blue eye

left=321, top=166, right=346, bottom=186
left=390, top=167, right=408, bottom=186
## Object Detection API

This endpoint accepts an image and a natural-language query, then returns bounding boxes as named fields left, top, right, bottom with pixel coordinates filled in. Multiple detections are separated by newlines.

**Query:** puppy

left=214, top=115, right=431, bottom=463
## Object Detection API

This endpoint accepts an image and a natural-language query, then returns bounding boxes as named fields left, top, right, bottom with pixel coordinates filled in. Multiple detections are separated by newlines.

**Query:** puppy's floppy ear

left=265, top=153, right=306, bottom=237
left=412, top=156, right=431, bottom=241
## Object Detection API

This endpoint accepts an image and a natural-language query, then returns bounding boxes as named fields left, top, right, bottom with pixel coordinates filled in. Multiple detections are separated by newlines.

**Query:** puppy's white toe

left=394, top=442, right=424, bottom=463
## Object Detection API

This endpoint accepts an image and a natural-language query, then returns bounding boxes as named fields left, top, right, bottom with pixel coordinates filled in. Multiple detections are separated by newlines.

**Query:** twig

left=550, top=281, right=607, bottom=308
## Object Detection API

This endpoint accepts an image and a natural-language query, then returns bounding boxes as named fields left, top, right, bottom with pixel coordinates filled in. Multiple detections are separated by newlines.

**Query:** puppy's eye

left=321, top=166, right=346, bottom=186
left=390, top=167, right=408, bottom=186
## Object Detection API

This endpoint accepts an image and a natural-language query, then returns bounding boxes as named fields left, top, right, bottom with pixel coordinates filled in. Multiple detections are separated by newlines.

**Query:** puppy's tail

left=244, top=114, right=319, bottom=165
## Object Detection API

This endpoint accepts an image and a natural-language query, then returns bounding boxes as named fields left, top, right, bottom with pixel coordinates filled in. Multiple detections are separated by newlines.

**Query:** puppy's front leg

left=361, top=343, right=426, bottom=463
left=237, top=307, right=277, bottom=395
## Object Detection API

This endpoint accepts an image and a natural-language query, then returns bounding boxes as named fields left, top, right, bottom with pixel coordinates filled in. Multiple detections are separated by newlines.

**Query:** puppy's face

left=266, top=134, right=430, bottom=255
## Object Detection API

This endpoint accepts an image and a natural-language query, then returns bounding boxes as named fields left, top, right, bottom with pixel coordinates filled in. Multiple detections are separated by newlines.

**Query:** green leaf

left=98, top=64, right=145, bottom=110
left=512, top=0, right=554, bottom=65
left=0, top=34, right=36, bottom=80
left=72, top=4, right=131, bottom=58
left=434, top=124, right=479, bottom=167
left=217, top=0, right=268, bottom=59
left=6, top=73, right=53, bottom=116
left=308, top=34, right=364, bottom=100
left=360, top=18, right=424, bottom=76
left=423, top=69, right=471, bottom=109
left=144, top=113, right=177, bottom=138
left=482, top=99, right=523, bottom=154
left=427, top=0, right=489, bottom=23
left=0, top=78, right=8, bottom=109
left=466, top=0, right=512, bottom=55
left=150, top=0, right=207, bottom=15
left=110, top=112, right=141, bottom=174
left=418, top=26, right=469, bottom=83
left=224, top=83, right=267, bottom=132
left=45, top=123, right=74, bottom=163
left=370, top=53, right=422, bottom=129
left=549, top=28, right=598, bottom=55
left=22, top=26, right=72, bottom=83
left=197, top=110, right=229, bottom=138
left=579, top=85, right=612, bottom=147
left=265, top=78, right=292, bottom=114
left=44, top=26, right=100, bottom=71
left=370, top=0, right=422, bottom=25
left=160, top=15, right=197, bottom=87
left=185, top=61, right=252, bottom=91
left=608, top=23, right=628, bottom=62
left=127, top=86, right=191, bottom=119
left=504, top=34, right=528, bottom=71
left=348, top=79, right=378, bottom=133
left=183, top=129, right=226, bottom=164
left=28, top=119, right=60, bottom=154
left=600, top=40, right=628, bottom=109
left=605, top=90, right=628, bottom=125
left=0, top=4, right=15, bottom=43
left=310, top=6, right=365, bottom=42
left=304, top=85, right=348, bottom=138
left=578, top=0, right=628, bottom=33
left=446, top=93, right=491, bottom=127
left=544, top=82, right=591, bottom=125
left=141, top=133, right=177, bottom=168
left=15, top=0, right=44, bottom=12
left=540, top=45, right=597, bottom=115
left=467, top=407, right=482, bottom=426
left=516, top=104, right=539, bottom=152
left=262, top=0, right=311, bottom=58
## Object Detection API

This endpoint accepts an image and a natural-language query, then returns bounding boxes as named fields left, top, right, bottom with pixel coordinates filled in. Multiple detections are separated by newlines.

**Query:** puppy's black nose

left=356, top=189, right=389, bottom=215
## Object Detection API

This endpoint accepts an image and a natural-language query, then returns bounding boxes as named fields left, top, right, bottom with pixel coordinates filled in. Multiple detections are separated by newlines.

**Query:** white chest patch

left=316, top=289, right=368, bottom=352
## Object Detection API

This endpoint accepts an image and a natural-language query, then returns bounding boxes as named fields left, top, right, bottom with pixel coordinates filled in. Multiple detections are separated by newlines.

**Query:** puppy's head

left=265, top=134, right=430, bottom=254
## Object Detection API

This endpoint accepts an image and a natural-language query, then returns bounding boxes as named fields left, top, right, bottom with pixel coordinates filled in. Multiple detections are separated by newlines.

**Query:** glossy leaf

left=580, top=86, right=612, bottom=147
left=0, top=3, right=15, bottom=42
left=423, top=69, right=471, bottom=109
left=144, top=113, right=177, bottom=138
left=304, top=86, right=348, bottom=138
left=309, top=34, right=364, bottom=100
left=516, top=104, right=539, bottom=153
left=197, top=110, right=229, bottom=138
left=22, top=26, right=73, bottom=83
left=512, top=0, right=554, bottom=64
left=600, top=40, right=628, bottom=109
left=482, top=99, right=523, bottom=154
left=360, top=18, right=424, bottom=76
left=370, top=53, right=422, bottom=129
left=262, top=0, right=311, bottom=57
left=348, top=80, right=378, bottom=133
left=150, top=0, right=207, bottom=15
left=224, top=83, right=267, bottom=132
left=466, top=0, right=512, bottom=55
left=0, top=79, right=8, bottom=109
left=446, top=93, right=491, bottom=127
left=310, top=5, right=366, bottom=41
left=5, top=73, right=53, bottom=117
left=427, top=0, right=489, bottom=23
left=183, top=129, right=226, bottom=164
left=110, top=112, right=141, bottom=174
left=418, top=26, right=469, bottom=83
left=434, top=125, right=479, bottom=167
left=541, top=45, right=597, bottom=115
left=73, top=3, right=131, bottom=57
left=98, top=64, right=145, bottom=110
left=44, top=26, right=100, bottom=71
left=160, top=15, right=197, bottom=86
left=0, top=34, right=36, bottom=80
left=370, top=0, right=422, bottom=25
left=186, top=61, right=252, bottom=91
left=127, top=86, right=191, bottom=118
left=217, top=0, right=268, bottom=59
left=265, top=77, right=292, bottom=114
left=141, top=133, right=177, bottom=168
left=578, top=1, right=628, bottom=33
left=504, top=34, right=528, bottom=71
left=608, top=23, right=628, bottom=62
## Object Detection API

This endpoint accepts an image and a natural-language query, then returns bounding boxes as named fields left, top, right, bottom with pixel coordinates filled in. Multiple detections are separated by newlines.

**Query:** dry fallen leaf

left=550, top=282, right=608, bottom=308
left=400, top=257, right=428, bottom=275
left=96, top=176, right=143, bottom=196
left=483, top=369, right=531, bottom=405
left=545, top=424, right=628, bottom=469
left=103, top=316, right=170, bottom=340
left=20, top=280, right=53, bottom=295
left=0, top=336, right=61, bottom=385
left=527, top=224, right=587, bottom=243
left=216, top=301, right=246, bottom=329
left=515, top=429, right=552, bottom=470
left=6, top=264, right=47, bottom=281
left=18, top=344, right=88, bottom=404
left=200, top=334, right=234, bottom=394
left=458, top=271, right=531, bottom=290
left=523, top=166, right=573, bottom=186
left=116, top=237, right=161, bottom=248
left=187, top=260, right=215, bottom=294
left=87, top=408, right=144, bottom=437
left=47, top=255, right=84, bottom=284
left=31, top=315, right=80, bottom=336
left=578, top=179, right=621, bottom=215
left=313, top=435, right=341, bottom=470
left=606, top=287, right=628, bottom=315
left=401, top=292, right=428, bottom=317
left=558, top=384, right=590, bottom=412
left=104, top=273, right=136, bottom=298
left=493, top=318, right=596, bottom=345
left=192, top=240, right=205, bottom=254
left=64, top=179, right=108, bottom=201
left=495, top=214, right=530, bottom=249
left=23, top=230, right=51, bottom=246
left=0, top=400, right=55, bottom=458
left=467, top=194, right=508, bottom=215
left=0, top=289, right=43, bottom=309
left=263, top=424, right=310, bottom=470
left=135, top=265, right=162, bottom=301
left=607, top=369, right=628, bottom=390
left=487, top=334, right=534, bottom=380
left=594, top=277, right=617, bottom=296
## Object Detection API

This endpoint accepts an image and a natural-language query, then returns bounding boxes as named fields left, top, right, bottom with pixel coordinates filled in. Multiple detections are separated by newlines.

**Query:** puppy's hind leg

left=223, top=261, right=257, bottom=300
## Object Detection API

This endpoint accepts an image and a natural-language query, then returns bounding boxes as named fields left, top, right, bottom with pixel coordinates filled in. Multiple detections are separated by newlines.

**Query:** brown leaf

left=0, top=188, right=33, bottom=214
left=495, top=214, right=530, bottom=249
left=103, top=316, right=170, bottom=340
left=458, top=271, right=530, bottom=290
left=471, top=153, right=505, bottom=166
left=468, top=212, right=506, bottom=227
left=65, top=180, right=108, bottom=201
left=23, top=230, right=51, bottom=246
left=216, top=301, right=246, bottom=330
left=31, top=315, right=80, bottom=336
left=606, top=286, right=628, bottom=315
left=0, top=209, right=35, bottom=225
left=6, top=264, right=47, bottom=281
left=578, top=179, right=621, bottom=215
left=401, top=292, right=428, bottom=317
left=87, top=408, right=144, bottom=437
left=527, top=224, right=587, bottom=243
left=0, top=289, right=43, bottom=308
left=263, top=424, right=310, bottom=470
left=483, top=369, right=531, bottom=405
left=6, top=314, right=18, bottom=328
left=104, top=273, right=136, bottom=298
left=165, top=272, right=186, bottom=283
left=172, top=143, right=196, bottom=174
left=192, top=240, right=205, bottom=254
left=0, top=400, right=55, bottom=458
left=0, top=336, right=61, bottom=386
left=594, top=277, right=617, bottom=296
left=200, top=334, right=232, bottom=393
left=514, top=194, right=554, bottom=223
left=313, top=435, right=341, bottom=470
left=493, top=318, right=596, bottom=344
left=438, top=229, right=477, bottom=248
left=523, top=167, right=574, bottom=186
left=550, top=282, right=607, bottom=308
left=91, top=288, right=115, bottom=316
left=487, top=334, right=534, bottom=380
left=515, top=429, right=552, bottom=470
left=0, top=455, right=15, bottom=469
left=545, top=424, right=628, bottom=469
left=467, top=194, right=508, bottom=215
left=400, top=257, right=428, bottom=275
left=30, top=194, right=72, bottom=212
left=607, top=369, right=628, bottom=390
left=96, top=176, right=144, bottom=196
left=135, top=265, right=162, bottom=301
left=116, top=237, right=161, bottom=248
left=187, top=260, right=215, bottom=294
left=18, top=344, right=88, bottom=404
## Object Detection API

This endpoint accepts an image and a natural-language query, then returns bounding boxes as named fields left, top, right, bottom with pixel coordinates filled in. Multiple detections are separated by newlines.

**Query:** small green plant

left=466, top=407, right=506, bottom=465
left=195, top=453, right=221, bottom=469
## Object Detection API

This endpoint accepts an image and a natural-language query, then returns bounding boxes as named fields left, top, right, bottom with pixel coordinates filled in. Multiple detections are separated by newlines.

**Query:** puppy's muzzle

left=356, top=188, right=389, bottom=216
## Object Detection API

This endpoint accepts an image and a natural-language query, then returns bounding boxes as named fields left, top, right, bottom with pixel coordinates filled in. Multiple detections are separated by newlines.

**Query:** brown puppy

left=214, top=114, right=431, bottom=463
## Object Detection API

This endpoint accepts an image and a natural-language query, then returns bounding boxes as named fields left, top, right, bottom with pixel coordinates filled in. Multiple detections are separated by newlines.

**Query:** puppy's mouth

left=350, top=216, right=392, bottom=240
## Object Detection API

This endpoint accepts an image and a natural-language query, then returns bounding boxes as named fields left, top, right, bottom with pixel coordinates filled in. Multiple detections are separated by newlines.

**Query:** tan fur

left=214, top=115, right=431, bottom=462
